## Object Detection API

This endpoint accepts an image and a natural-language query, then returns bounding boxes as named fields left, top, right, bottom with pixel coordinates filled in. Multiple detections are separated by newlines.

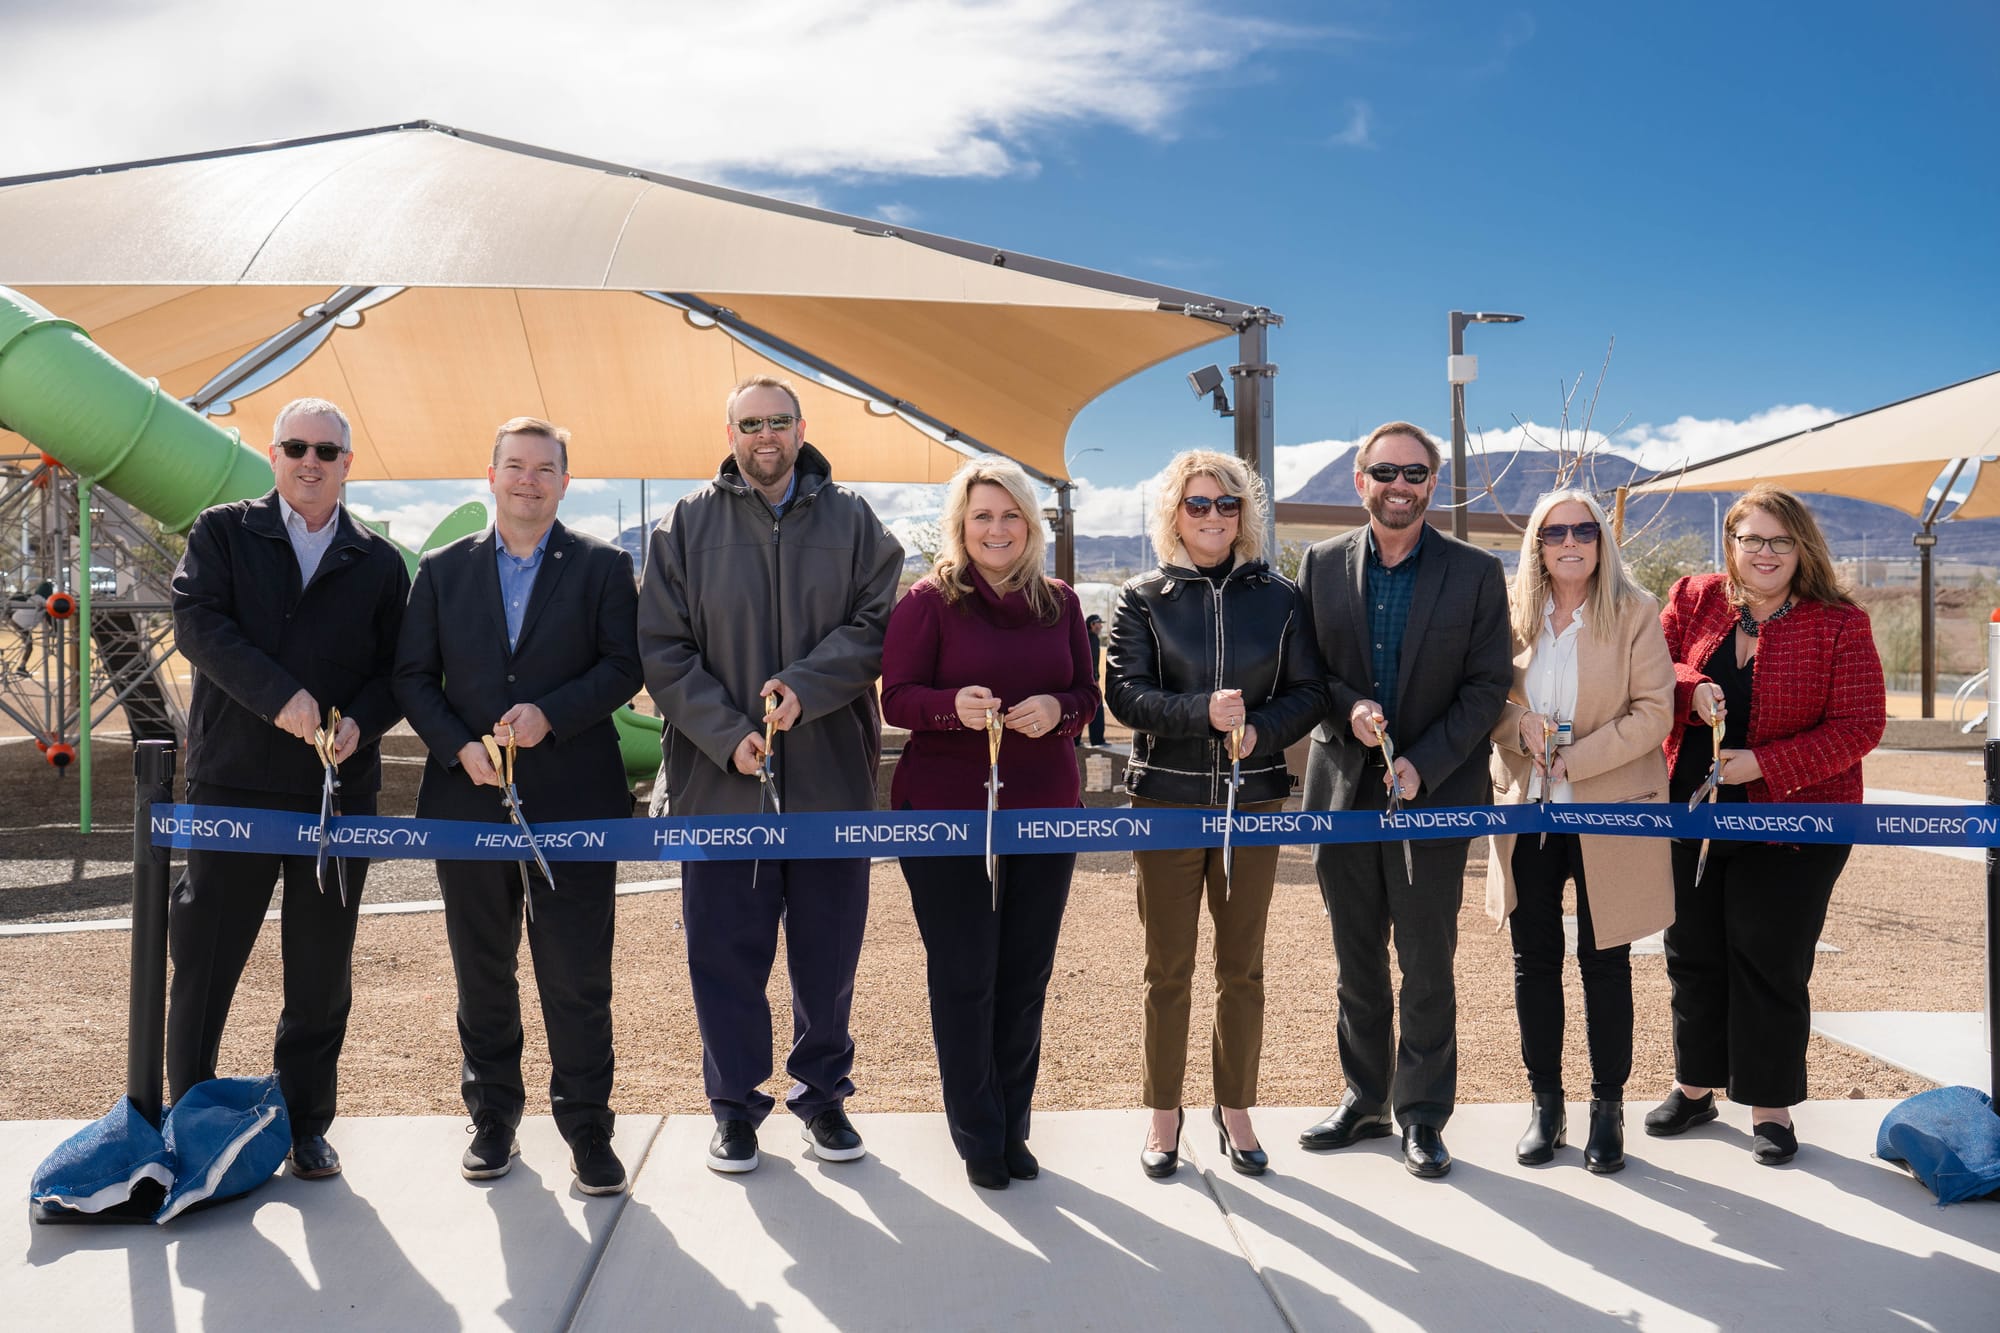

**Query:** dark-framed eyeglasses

left=1181, top=495, right=1242, bottom=518
left=278, top=440, right=346, bottom=462
left=1364, top=462, right=1432, bottom=485
left=1538, top=522, right=1601, bottom=546
left=732, top=413, right=797, bottom=435
left=1733, top=533, right=1797, bottom=554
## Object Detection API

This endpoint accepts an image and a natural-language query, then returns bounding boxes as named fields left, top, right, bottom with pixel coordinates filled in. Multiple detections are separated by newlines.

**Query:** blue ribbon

left=146, top=801, right=2000, bottom=862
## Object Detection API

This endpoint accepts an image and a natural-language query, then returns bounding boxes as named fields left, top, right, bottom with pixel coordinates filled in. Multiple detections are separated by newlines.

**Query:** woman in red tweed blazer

left=1643, top=486, right=1885, bottom=1166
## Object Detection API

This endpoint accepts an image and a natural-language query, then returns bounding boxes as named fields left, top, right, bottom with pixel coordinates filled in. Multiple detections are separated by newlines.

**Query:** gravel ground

left=0, top=737, right=1979, bottom=1125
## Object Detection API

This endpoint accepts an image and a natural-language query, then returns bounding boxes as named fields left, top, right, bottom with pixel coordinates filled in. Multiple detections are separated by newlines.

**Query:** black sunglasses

left=278, top=440, right=346, bottom=463
left=733, top=413, right=797, bottom=434
left=1181, top=495, right=1242, bottom=518
left=1539, top=522, right=1601, bottom=546
left=1364, top=462, right=1432, bottom=484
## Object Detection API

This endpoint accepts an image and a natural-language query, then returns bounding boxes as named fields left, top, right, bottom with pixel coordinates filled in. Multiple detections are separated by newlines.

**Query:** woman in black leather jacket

left=1106, top=450, right=1329, bottom=1179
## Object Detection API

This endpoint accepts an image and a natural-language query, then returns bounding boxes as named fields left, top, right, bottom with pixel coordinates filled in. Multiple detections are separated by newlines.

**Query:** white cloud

left=1615, top=404, right=1840, bottom=472
left=345, top=483, right=489, bottom=548
left=1275, top=438, right=1356, bottom=499
left=876, top=202, right=920, bottom=226
left=1328, top=100, right=1374, bottom=149
left=0, top=2, right=1299, bottom=181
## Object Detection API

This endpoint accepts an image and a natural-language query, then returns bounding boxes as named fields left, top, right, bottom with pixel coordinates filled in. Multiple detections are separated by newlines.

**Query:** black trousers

left=438, top=855, right=616, bottom=1139
left=902, top=852, right=1074, bottom=1161
left=1664, top=838, right=1848, bottom=1107
left=1313, top=772, right=1467, bottom=1130
left=167, top=781, right=374, bottom=1137
left=1508, top=832, right=1632, bottom=1101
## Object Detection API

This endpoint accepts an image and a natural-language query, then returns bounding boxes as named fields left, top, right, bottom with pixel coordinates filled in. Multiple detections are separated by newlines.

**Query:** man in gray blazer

left=1295, top=420, right=1513, bottom=1178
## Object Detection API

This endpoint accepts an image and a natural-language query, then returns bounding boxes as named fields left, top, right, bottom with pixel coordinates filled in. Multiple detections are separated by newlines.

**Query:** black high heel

left=1141, top=1109, right=1182, bottom=1179
left=1213, top=1105, right=1269, bottom=1176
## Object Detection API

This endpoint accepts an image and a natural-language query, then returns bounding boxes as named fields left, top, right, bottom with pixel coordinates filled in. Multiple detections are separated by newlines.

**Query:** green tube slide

left=0, top=286, right=663, bottom=783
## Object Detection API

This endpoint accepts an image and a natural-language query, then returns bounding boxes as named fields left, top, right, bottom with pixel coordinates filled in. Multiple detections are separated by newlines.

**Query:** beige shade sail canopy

left=1626, top=369, right=2000, bottom=521
left=0, top=121, right=1256, bottom=482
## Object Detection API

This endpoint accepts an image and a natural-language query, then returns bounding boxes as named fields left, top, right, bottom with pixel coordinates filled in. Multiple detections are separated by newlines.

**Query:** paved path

left=13, top=1103, right=1999, bottom=1331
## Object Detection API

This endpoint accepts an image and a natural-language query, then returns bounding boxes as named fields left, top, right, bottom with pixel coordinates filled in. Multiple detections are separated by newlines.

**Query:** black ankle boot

left=1515, top=1091, right=1566, bottom=1166
left=1585, top=1099, right=1625, bottom=1174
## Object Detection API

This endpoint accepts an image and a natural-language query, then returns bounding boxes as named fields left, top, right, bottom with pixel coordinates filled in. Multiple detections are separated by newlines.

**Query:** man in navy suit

left=394, top=417, right=642, bottom=1195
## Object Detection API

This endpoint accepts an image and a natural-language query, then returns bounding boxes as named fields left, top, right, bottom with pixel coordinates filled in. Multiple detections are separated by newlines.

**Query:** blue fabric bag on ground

left=1877, top=1085, right=2000, bottom=1205
left=156, top=1074, right=291, bottom=1222
left=29, top=1096, right=175, bottom=1217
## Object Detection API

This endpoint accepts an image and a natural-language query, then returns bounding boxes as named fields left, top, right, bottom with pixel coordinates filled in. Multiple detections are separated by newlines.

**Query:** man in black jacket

left=169, top=397, right=409, bottom=1180
left=1295, top=421, right=1513, bottom=1179
left=394, top=417, right=642, bottom=1195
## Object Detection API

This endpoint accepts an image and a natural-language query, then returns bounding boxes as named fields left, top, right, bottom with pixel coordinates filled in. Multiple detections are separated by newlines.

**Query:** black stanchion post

left=1987, top=739, right=1999, bottom=1114
left=128, top=739, right=176, bottom=1127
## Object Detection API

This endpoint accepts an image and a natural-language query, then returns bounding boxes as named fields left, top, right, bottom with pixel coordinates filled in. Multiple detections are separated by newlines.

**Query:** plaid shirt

left=1660, top=573, right=1885, bottom=803
left=1364, top=525, right=1425, bottom=728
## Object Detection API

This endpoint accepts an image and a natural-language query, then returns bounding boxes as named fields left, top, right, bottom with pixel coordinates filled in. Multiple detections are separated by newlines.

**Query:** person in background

left=1646, top=484, right=1885, bottom=1166
left=1107, top=449, right=1328, bottom=1179
left=1083, top=614, right=1108, bottom=746
left=881, top=458, right=1098, bottom=1190
left=1487, top=489, right=1674, bottom=1175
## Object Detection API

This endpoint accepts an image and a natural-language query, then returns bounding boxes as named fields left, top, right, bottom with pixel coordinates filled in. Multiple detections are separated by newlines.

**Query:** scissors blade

left=1538, top=727, right=1557, bottom=849
left=315, top=765, right=337, bottom=895
left=1222, top=723, right=1244, bottom=900
left=1374, top=720, right=1413, bottom=883
left=984, top=710, right=1005, bottom=909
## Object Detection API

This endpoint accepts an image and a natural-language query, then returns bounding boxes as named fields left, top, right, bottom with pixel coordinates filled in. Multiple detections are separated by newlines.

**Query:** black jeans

left=902, top=852, right=1073, bottom=1161
left=167, top=782, right=373, bottom=1137
left=1664, top=838, right=1849, bottom=1107
left=1508, top=832, right=1632, bottom=1101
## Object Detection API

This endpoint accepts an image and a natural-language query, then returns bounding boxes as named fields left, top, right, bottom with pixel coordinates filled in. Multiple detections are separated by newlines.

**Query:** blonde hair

left=1724, top=484, right=1854, bottom=608
left=934, top=458, right=1059, bottom=622
left=1509, top=489, right=1646, bottom=645
left=1149, top=450, right=1268, bottom=567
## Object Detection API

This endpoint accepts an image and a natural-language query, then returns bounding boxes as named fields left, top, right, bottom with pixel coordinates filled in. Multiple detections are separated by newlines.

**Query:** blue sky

left=5, top=0, right=1996, bottom=541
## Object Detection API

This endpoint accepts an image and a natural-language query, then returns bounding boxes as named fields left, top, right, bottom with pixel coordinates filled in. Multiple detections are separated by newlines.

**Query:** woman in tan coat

left=1488, top=489, right=1674, bottom=1175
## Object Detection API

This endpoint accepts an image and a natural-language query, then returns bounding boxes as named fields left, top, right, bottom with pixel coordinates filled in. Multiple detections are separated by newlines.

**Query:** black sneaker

left=708, top=1119, right=760, bottom=1174
left=569, top=1124, right=627, bottom=1195
left=800, top=1106, right=866, bottom=1162
left=462, top=1112, right=519, bottom=1180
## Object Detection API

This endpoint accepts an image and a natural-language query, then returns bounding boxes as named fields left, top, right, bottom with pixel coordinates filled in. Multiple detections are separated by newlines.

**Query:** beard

left=1364, top=486, right=1430, bottom=530
left=737, top=441, right=797, bottom=490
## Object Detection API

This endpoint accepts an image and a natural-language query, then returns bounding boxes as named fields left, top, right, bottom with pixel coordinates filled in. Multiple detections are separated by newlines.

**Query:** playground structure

left=0, top=287, right=664, bottom=826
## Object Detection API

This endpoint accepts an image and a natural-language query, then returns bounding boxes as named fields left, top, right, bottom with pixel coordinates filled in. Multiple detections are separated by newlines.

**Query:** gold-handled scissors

left=984, top=708, right=1005, bottom=909
left=1538, top=716, right=1559, bottom=849
left=483, top=729, right=553, bottom=913
left=752, top=693, right=783, bottom=888
left=1374, top=716, right=1413, bottom=883
left=1688, top=714, right=1727, bottom=881
left=1222, top=722, right=1245, bottom=900
left=311, top=707, right=346, bottom=904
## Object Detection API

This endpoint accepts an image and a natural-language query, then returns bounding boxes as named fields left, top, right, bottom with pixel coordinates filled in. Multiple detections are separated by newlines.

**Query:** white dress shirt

left=277, top=496, right=340, bottom=586
left=1524, top=595, right=1584, bottom=802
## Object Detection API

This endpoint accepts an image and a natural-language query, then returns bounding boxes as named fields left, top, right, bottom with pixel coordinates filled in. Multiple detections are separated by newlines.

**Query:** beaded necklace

left=1737, top=598, right=1794, bottom=638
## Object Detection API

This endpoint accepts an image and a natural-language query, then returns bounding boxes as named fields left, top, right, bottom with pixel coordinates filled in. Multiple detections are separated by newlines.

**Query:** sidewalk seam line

left=557, top=1113, right=667, bottom=1332
left=1185, top=1142, right=1303, bottom=1333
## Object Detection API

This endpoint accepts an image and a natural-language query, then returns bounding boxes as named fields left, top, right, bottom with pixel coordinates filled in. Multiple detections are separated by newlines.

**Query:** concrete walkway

left=11, top=1103, right=1999, bottom=1331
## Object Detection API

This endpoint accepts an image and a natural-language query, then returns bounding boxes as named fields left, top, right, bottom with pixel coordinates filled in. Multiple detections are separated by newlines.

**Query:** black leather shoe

left=462, top=1112, right=519, bottom=1180
left=1584, top=1100, right=1626, bottom=1174
left=966, top=1156, right=1010, bottom=1190
left=1299, top=1105, right=1394, bottom=1151
left=708, top=1119, right=760, bottom=1174
left=801, top=1106, right=866, bottom=1162
left=569, top=1124, right=627, bottom=1196
left=288, top=1134, right=341, bottom=1180
left=1004, top=1140, right=1039, bottom=1180
left=1515, top=1092, right=1567, bottom=1166
left=1140, top=1109, right=1183, bottom=1179
left=1643, top=1089, right=1718, bottom=1137
left=1402, top=1125, right=1451, bottom=1178
left=1750, top=1120, right=1798, bottom=1166
left=1213, top=1105, right=1269, bottom=1176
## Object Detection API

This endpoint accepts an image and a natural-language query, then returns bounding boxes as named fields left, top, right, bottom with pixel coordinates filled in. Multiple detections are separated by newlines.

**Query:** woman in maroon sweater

left=881, top=458, right=1099, bottom=1191
left=1644, top=485, right=1884, bottom=1166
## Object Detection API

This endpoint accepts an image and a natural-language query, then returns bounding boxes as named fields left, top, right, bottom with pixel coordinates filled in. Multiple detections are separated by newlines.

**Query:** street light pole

left=1447, top=310, right=1524, bottom=542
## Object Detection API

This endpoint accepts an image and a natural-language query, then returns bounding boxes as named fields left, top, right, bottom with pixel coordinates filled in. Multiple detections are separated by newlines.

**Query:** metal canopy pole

left=1055, top=483, right=1076, bottom=586
left=1917, top=459, right=1966, bottom=720
left=1231, top=317, right=1278, bottom=556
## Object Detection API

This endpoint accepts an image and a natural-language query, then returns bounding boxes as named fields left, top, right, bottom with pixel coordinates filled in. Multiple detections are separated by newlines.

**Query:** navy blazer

left=172, top=492, right=409, bottom=797
left=394, top=520, right=642, bottom=825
